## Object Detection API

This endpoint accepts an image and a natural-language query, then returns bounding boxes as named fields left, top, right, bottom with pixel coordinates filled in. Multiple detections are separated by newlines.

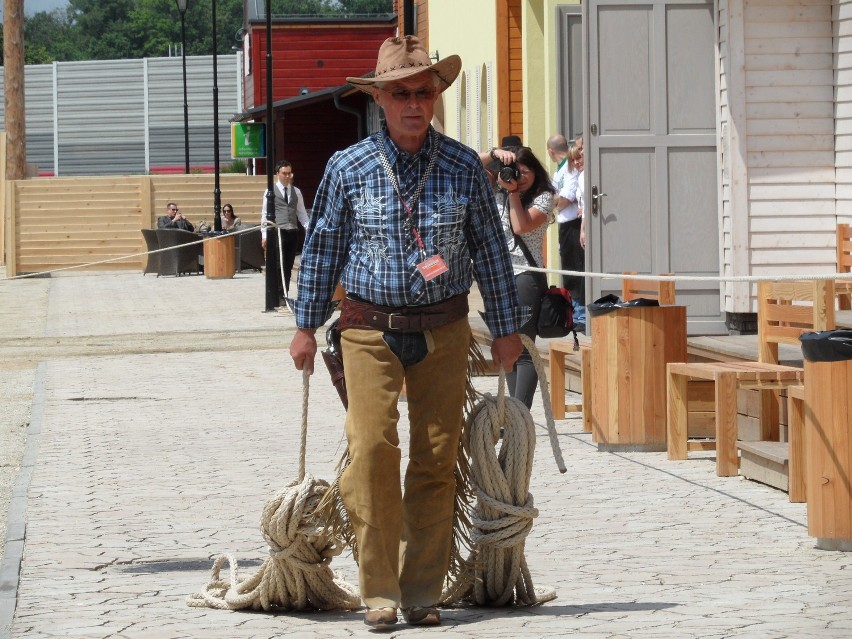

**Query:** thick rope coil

left=187, top=369, right=360, bottom=612
left=441, top=335, right=561, bottom=606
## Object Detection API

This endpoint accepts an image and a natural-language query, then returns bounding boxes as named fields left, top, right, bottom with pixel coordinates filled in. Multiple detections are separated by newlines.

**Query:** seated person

left=157, top=202, right=194, bottom=232
left=221, top=203, right=241, bottom=231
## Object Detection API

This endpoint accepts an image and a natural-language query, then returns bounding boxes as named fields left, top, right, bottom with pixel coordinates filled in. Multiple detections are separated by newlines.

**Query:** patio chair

left=155, top=229, right=203, bottom=277
left=621, top=272, right=675, bottom=305
left=236, top=226, right=265, bottom=273
left=141, top=229, right=160, bottom=276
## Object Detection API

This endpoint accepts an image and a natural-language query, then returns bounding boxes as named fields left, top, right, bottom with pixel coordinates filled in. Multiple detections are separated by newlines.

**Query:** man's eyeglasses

left=169, top=207, right=179, bottom=212
left=382, top=87, right=437, bottom=102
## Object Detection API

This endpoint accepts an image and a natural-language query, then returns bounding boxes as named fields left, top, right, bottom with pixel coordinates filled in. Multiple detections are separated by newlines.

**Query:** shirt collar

left=380, top=124, right=434, bottom=164
left=557, top=157, right=567, bottom=170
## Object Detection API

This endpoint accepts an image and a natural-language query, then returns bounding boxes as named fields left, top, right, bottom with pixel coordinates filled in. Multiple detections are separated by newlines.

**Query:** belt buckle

left=387, top=313, right=405, bottom=331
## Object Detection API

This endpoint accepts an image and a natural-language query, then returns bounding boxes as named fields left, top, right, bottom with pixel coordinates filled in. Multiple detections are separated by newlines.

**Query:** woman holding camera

left=482, top=145, right=556, bottom=408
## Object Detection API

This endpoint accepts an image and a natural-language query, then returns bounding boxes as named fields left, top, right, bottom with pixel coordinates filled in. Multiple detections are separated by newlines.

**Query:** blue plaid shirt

left=294, top=126, right=524, bottom=338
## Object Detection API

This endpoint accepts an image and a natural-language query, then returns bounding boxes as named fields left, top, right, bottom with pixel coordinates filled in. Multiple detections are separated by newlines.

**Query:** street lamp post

left=212, top=0, right=222, bottom=232
left=175, top=0, right=190, bottom=174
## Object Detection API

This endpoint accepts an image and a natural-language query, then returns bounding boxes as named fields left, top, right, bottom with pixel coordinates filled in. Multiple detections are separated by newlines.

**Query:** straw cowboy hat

left=346, top=35, right=461, bottom=93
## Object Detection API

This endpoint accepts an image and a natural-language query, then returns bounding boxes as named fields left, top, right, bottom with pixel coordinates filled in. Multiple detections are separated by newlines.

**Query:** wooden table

left=590, top=305, right=687, bottom=451
left=203, top=234, right=236, bottom=279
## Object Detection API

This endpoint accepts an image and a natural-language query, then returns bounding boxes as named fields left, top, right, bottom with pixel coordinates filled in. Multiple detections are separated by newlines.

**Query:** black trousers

left=270, top=228, right=300, bottom=295
left=558, top=218, right=585, bottom=303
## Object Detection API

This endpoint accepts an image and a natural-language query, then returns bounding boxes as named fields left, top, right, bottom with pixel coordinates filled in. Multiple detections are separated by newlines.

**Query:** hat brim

left=346, top=54, right=461, bottom=94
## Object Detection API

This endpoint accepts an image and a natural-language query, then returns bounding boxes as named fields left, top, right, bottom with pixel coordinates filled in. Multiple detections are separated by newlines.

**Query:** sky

left=0, top=1, right=68, bottom=19
left=26, top=0, right=69, bottom=15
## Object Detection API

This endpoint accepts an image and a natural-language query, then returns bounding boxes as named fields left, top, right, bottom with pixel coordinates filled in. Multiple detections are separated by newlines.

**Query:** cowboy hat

left=346, top=36, right=461, bottom=93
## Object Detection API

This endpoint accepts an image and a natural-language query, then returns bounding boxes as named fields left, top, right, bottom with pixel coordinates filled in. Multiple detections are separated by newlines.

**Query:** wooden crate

left=590, top=305, right=687, bottom=451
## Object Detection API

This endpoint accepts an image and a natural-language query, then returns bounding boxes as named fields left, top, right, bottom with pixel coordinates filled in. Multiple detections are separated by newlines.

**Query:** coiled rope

left=442, top=334, right=562, bottom=607
left=187, top=369, right=360, bottom=612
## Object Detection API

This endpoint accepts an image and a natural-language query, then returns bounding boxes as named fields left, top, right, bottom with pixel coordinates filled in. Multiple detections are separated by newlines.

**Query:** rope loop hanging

left=442, top=334, right=561, bottom=606
left=188, top=369, right=360, bottom=612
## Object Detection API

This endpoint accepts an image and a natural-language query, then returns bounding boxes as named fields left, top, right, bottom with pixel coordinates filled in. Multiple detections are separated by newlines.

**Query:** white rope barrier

left=1, top=223, right=264, bottom=281
left=3, top=223, right=852, bottom=286
left=518, top=264, right=852, bottom=283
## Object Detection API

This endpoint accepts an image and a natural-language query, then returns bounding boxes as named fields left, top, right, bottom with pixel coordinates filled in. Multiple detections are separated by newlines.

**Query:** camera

left=498, top=163, right=520, bottom=183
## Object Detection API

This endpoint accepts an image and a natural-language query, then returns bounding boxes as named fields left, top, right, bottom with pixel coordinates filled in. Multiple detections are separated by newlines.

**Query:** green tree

left=22, top=8, right=84, bottom=63
left=334, top=0, right=394, bottom=14
left=21, top=0, right=393, bottom=62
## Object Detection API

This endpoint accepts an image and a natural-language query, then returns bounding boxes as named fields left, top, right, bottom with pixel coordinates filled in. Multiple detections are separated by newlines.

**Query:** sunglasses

left=382, top=86, right=437, bottom=102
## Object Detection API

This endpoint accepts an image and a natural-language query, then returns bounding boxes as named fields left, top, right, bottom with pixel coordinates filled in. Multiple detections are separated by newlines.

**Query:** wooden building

left=424, top=0, right=852, bottom=334
left=233, top=5, right=397, bottom=207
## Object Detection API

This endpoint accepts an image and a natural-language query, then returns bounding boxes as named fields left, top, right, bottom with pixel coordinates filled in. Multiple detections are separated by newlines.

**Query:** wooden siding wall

left=836, top=0, right=852, bottom=228
left=719, top=0, right=835, bottom=314
left=6, top=174, right=266, bottom=276
left=497, top=0, right=524, bottom=143
left=249, top=24, right=395, bottom=108
left=398, top=0, right=429, bottom=43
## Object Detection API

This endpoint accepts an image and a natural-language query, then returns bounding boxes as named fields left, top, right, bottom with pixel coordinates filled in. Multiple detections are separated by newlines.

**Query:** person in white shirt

left=546, top=134, right=586, bottom=330
left=260, top=160, right=310, bottom=307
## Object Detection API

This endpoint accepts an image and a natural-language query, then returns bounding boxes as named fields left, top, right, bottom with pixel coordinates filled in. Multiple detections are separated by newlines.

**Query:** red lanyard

left=377, top=133, right=438, bottom=260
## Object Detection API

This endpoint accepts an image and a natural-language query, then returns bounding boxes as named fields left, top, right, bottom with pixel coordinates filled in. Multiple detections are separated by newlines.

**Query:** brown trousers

left=339, top=318, right=471, bottom=609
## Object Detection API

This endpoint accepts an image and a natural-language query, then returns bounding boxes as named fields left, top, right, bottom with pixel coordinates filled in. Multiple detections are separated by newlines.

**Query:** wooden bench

left=667, top=280, right=835, bottom=478
left=549, top=340, right=591, bottom=431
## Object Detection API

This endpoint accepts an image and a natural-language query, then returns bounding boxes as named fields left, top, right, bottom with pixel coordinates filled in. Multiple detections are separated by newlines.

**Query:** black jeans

left=558, top=218, right=585, bottom=302
left=508, top=271, right=548, bottom=409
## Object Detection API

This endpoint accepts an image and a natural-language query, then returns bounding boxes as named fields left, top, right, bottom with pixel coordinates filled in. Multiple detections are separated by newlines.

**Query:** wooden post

left=591, top=305, right=687, bottom=451
left=4, top=0, right=27, bottom=182
left=804, top=359, right=852, bottom=551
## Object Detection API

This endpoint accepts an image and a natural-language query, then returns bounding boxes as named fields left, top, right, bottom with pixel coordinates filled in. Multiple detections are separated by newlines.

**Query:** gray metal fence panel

left=0, top=64, right=57, bottom=174
left=0, top=54, right=242, bottom=176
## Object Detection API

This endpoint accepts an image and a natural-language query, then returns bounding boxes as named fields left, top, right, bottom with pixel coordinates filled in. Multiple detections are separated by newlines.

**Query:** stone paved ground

left=1, top=268, right=852, bottom=639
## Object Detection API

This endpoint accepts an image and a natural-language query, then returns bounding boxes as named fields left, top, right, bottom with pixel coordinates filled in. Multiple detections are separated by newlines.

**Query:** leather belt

left=338, top=294, right=469, bottom=333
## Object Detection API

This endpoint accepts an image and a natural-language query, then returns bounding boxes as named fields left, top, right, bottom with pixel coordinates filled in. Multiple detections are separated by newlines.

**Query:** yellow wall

left=427, top=1, right=499, bottom=147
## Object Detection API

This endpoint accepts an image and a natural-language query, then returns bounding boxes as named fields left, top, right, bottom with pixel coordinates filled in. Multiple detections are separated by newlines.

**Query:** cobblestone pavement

left=2, top=269, right=852, bottom=639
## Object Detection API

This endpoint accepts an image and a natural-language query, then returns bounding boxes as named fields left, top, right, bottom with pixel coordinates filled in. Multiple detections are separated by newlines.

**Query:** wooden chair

left=549, top=272, right=676, bottom=429
left=667, top=279, right=836, bottom=477
left=837, top=223, right=852, bottom=310
left=621, top=272, right=675, bottom=305
left=156, top=229, right=203, bottom=277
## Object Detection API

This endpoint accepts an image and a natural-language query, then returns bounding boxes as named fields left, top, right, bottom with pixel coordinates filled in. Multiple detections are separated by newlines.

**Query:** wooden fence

left=2, top=173, right=267, bottom=276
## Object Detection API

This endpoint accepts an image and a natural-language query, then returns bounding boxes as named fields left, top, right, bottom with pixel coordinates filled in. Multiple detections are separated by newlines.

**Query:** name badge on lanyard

left=417, top=254, right=449, bottom=281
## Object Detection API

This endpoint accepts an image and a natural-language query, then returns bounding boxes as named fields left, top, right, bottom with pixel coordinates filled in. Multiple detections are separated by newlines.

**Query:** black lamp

left=212, top=0, right=222, bottom=232
left=175, top=0, right=190, bottom=174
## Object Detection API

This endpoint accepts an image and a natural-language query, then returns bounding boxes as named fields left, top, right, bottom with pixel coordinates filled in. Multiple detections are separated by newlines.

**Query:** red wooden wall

left=278, top=97, right=364, bottom=209
left=247, top=23, right=396, bottom=109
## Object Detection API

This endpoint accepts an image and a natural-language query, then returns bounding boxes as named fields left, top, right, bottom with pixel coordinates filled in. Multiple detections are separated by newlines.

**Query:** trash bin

left=589, top=296, right=686, bottom=451
left=801, top=330, right=852, bottom=551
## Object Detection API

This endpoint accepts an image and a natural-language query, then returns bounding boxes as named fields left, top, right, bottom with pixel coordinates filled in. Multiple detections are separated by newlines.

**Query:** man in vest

left=261, top=160, right=310, bottom=310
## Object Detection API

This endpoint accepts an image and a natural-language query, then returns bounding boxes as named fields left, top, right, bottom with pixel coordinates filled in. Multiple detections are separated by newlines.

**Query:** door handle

left=591, top=185, right=607, bottom=217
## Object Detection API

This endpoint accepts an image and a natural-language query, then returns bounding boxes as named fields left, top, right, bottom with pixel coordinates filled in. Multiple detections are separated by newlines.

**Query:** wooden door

left=583, top=0, right=725, bottom=334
